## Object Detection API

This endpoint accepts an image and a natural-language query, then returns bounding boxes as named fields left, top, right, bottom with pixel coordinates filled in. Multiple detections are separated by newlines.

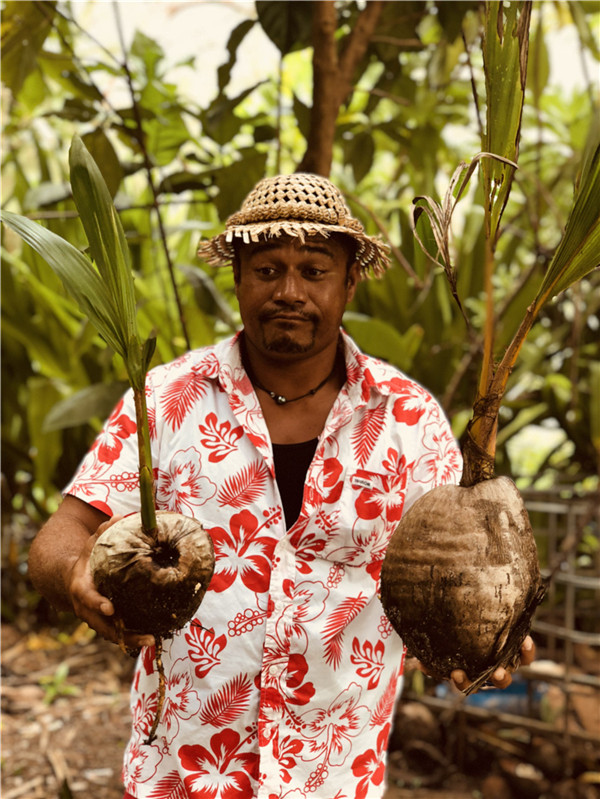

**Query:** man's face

left=235, top=235, right=359, bottom=361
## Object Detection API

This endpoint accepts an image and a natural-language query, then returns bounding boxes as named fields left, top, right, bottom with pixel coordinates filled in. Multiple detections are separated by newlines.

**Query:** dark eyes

left=254, top=265, right=327, bottom=278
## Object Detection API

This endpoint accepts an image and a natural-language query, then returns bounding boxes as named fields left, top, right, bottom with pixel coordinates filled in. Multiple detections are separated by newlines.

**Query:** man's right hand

left=29, top=496, right=155, bottom=653
left=67, top=515, right=155, bottom=651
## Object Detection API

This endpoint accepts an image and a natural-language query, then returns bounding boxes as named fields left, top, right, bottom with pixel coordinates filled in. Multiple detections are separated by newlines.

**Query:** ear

left=345, top=262, right=360, bottom=303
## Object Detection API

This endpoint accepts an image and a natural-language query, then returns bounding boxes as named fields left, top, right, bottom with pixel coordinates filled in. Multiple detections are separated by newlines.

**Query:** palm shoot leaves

left=481, top=1, right=531, bottom=245
left=532, top=118, right=600, bottom=306
left=1, top=137, right=155, bottom=390
left=1, top=135, right=156, bottom=531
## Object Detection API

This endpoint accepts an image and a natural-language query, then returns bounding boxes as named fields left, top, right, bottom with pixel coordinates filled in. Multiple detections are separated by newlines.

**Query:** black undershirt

left=272, top=438, right=319, bottom=529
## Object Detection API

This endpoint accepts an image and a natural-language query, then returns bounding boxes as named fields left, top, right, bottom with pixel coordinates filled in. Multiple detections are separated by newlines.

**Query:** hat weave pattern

left=197, top=173, right=390, bottom=279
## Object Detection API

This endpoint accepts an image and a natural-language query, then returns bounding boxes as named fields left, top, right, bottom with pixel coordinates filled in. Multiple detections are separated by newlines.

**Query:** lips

left=261, top=312, right=315, bottom=324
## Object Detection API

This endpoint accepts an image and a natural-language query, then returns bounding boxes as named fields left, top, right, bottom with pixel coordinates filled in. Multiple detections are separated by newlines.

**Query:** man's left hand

left=450, top=635, right=536, bottom=692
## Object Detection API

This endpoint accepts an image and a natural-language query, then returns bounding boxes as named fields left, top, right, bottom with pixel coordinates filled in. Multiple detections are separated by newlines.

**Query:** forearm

left=28, top=495, right=109, bottom=611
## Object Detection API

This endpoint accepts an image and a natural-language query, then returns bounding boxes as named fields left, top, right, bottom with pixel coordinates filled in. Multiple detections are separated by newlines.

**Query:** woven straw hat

left=197, top=173, right=391, bottom=279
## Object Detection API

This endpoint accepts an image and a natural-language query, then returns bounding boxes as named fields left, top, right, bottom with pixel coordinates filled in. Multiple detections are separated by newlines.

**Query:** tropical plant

left=1, top=0, right=599, bottom=526
left=379, top=1, right=598, bottom=691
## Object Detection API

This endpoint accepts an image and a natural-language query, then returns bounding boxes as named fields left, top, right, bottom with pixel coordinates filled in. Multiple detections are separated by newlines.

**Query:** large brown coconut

left=380, top=476, right=546, bottom=692
left=89, top=511, right=214, bottom=638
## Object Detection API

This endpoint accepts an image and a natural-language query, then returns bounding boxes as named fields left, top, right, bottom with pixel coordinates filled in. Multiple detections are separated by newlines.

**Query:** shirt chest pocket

left=317, top=469, right=407, bottom=568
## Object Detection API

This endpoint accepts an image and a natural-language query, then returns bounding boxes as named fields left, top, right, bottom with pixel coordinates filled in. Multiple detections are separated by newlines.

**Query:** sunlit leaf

left=568, top=0, right=600, bottom=61
left=534, top=120, right=600, bottom=304
left=217, top=20, right=255, bottom=92
left=526, top=18, right=550, bottom=104
left=81, top=129, right=123, bottom=198
left=43, top=381, right=129, bottom=432
left=68, top=136, right=138, bottom=366
left=0, top=1, right=57, bottom=96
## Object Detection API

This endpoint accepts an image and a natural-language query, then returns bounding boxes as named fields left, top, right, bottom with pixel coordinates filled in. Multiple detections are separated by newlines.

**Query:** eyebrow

left=247, top=241, right=336, bottom=260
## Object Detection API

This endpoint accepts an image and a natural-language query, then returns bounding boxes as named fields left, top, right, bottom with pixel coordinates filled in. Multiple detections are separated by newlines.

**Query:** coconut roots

left=89, top=511, right=215, bottom=741
left=380, top=477, right=546, bottom=693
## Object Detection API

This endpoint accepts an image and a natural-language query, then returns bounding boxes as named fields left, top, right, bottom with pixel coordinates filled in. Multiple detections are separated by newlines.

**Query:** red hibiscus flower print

left=179, top=730, right=258, bottom=799
left=412, top=421, right=462, bottom=485
left=389, top=379, right=429, bottom=426
left=261, top=645, right=315, bottom=713
left=92, top=398, right=136, bottom=465
left=351, top=723, right=390, bottom=799
left=123, top=693, right=162, bottom=790
left=353, top=467, right=407, bottom=525
left=156, top=447, right=217, bottom=514
left=280, top=578, right=329, bottom=629
left=326, top=528, right=388, bottom=579
left=275, top=735, right=303, bottom=784
left=303, top=456, right=343, bottom=512
left=160, top=658, right=202, bottom=747
left=210, top=510, right=276, bottom=594
left=321, top=457, right=344, bottom=503
left=123, top=736, right=162, bottom=792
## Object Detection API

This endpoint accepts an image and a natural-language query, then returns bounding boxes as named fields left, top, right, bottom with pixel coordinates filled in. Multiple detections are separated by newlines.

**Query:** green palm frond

left=69, top=136, right=139, bottom=369
left=1, top=135, right=156, bottom=532
left=533, top=117, right=600, bottom=306
left=1, top=210, right=128, bottom=356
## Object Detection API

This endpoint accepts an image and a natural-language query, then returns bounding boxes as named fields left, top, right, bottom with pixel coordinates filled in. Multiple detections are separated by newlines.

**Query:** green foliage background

left=2, top=0, right=599, bottom=525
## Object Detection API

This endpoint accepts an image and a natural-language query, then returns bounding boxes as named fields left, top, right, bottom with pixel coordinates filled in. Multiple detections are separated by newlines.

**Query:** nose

left=272, top=270, right=307, bottom=304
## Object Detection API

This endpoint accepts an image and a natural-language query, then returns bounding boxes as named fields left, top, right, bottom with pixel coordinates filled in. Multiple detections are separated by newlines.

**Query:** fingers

left=520, top=635, right=536, bottom=666
left=66, top=519, right=154, bottom=650
left=450, top=669, right=470, bottom=692
left=489, top=666, right=512, bottom=690
left=450, top=636, right=536, bottom=693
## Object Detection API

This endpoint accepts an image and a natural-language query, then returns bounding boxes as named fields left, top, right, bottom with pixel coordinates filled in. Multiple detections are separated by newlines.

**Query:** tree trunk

left=298, top=0, right=385, bottom=176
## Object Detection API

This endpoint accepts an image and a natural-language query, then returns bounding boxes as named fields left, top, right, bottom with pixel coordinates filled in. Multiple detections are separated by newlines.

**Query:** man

left=28, top=173, right=534, bottom=799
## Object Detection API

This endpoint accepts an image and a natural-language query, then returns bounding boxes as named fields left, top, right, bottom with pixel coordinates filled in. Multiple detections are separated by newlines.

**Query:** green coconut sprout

left=411, top=2, right=600, bottom=487
left=1, top=136, right=157, bottom=533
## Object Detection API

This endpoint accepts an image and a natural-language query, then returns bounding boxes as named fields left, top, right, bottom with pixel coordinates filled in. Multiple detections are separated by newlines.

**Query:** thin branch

left=369, top=35, right=423, bottom=48
left=352, top=86, right=411, bottom=106
left=442, top=340, right=481, bottom=410
left=112, top=2, right=191, bottom=350
left=275, top=53, right=284, bottom=174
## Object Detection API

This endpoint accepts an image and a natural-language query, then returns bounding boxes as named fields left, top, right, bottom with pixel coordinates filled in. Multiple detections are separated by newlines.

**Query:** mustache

left=258, top=309, right=318, bottom=324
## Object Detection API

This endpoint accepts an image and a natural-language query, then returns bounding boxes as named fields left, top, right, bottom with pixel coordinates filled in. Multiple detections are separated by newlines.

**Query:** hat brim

left=197, top=220, right=391, bottom=280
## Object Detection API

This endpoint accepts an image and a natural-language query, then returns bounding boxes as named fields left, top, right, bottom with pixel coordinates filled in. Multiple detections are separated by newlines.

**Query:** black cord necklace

left=242, top=338, right=342, bottom=406
left=251, top=365, right=337, bottom=405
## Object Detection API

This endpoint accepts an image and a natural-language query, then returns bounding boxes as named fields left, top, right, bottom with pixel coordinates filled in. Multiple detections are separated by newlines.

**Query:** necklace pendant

left=275, top=395, right=287, bottom=405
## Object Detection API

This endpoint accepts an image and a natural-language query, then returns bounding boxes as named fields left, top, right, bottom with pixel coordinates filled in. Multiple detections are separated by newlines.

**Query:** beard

left=262, top=328, right=315, bottom=353
left=258, top=312, right=318, bottom=354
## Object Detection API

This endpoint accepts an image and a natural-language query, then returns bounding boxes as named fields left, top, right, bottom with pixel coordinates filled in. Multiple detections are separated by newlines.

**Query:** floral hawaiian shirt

left=65, top=331, right=462, bottom=799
